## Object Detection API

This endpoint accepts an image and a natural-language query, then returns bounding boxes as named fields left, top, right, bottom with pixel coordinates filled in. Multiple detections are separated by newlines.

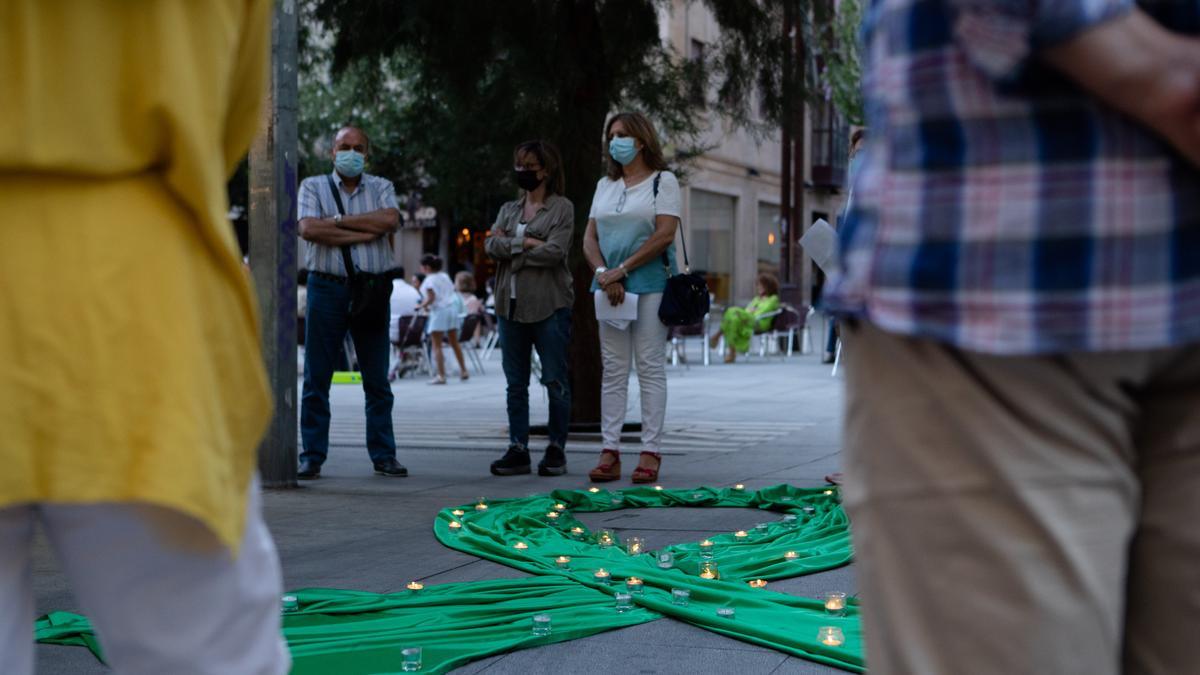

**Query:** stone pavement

left=33, top=338, right=853, bottom=674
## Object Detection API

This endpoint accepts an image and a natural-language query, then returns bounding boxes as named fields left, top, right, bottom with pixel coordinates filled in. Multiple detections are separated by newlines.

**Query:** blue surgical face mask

left=335, top=150, right=365, bottom=177
left=608, top=137, right=638, bottom=166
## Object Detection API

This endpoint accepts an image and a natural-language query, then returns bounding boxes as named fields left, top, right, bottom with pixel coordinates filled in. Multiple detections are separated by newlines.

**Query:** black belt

left=310, top=271, right=351, bottom=285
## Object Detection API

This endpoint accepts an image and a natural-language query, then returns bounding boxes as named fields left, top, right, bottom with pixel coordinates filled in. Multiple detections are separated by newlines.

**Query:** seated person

left=388, top=266, right=422, bottom=343
left=709, top=273, right=780, bottom=363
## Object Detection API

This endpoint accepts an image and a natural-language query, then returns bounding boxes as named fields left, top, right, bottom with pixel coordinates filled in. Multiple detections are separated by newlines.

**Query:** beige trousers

left=842, top=321, right=1200, bottom=675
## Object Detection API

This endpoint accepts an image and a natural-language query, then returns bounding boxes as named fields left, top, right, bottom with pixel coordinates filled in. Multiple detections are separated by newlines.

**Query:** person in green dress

left=709, top=273, right=781, bottom=363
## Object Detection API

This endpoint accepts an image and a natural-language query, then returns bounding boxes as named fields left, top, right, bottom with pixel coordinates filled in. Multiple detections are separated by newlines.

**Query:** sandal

left=429, top=375, right=447, bottom=385
left=631, top=452, right=661, bottom=484
left=460, top=372, right=470, bottom=382
left=588, top=449, right=621, bottom=482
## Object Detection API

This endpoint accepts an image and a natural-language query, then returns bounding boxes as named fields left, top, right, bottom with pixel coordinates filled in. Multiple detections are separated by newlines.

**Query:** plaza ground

left=34, top=337, right=854, bottom=674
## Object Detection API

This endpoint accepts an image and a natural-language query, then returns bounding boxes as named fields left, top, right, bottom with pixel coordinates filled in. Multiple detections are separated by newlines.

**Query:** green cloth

left=721, top=295, right=780, bottom=353
left=36, top=484, right=864, bottom=674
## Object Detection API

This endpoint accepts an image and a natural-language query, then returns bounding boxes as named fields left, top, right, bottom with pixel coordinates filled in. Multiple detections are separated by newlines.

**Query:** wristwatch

left=333, top=213, right=344, bottom=227
left=594, top=266, right=608, bottom=276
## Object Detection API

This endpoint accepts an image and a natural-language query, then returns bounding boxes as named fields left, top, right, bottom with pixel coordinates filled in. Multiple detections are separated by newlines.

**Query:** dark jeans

left=499, top=307, right=571, bottom=449
left=300, top=274, right=396, bottom=465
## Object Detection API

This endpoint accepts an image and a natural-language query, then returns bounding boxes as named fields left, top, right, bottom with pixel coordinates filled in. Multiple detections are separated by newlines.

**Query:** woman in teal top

left=582, top=111, right=680, bottom=485
left=709, top=273, right=781, bottom=362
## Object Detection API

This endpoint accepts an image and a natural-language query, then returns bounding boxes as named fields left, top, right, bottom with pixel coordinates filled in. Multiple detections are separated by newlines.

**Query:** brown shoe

left=631, top=452, right=661, bottom=484
left=588, top=449, right=621, bottom=482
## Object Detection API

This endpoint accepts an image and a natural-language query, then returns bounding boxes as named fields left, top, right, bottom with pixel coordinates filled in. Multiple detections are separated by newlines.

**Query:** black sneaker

left=490, top=445, right=532, bottom=476
left=538, top=444, right=567, bottom=476
left=373, top=458, right=409, bottom=477
left=298, top=460, right=321, bottom=480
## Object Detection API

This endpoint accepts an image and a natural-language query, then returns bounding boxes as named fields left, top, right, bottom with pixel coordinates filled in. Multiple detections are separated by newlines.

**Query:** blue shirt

left=588, top=171, right=682, bottom=295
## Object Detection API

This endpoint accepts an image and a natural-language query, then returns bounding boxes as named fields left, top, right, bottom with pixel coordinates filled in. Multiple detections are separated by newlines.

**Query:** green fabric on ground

left=35, top=484, right=863, bottom=673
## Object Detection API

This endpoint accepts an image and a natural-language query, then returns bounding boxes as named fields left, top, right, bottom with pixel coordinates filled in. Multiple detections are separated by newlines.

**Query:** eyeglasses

left=616, top=189, right=628, bottom=214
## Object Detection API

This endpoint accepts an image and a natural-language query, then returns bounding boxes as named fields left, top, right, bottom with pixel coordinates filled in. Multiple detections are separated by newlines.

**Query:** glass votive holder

left=401, top=646, right=422, bottom=672
left=654, top=485, right=664, bottom=491
left=545, top=511, right=560, bottom=522
left=513, top=542, right=528, bottom=551
left=447, top=521, right=462, bottom=534
left=281, top=594, right=299, bottom=613
left=554, top=503, right=567, bottom=512
left=625, top=577, right=644, bottom=595
left=824, top=591, right=847, bottom=616
left=784, top=550, right=799, bottom=561
left=474, top=501, right=488, bottom=512
left=717, top=607, right=736, bottom=619
left=802, top=506, right=816, bottom=515
left=657, top=550, right=675, bottom=569
left=531, top=613, right=552, bottom=637
left=671, top=588, right=690, bottom=607
left=406, top=581, right=424, bottom=594
left=614, top=592, right=634, bottom=613
left=754, top=523, right=770, bottom=535
left=823, top=489, right=835, bottom=496
left=593, top=568, right=612, bottom=585
left=625, top=536, right=645, bottom=555
left=690, top=492, right=704, bottom=500
left=780, top=495, right=794, bottom=502
left=748, top=579, right=768, bottom=589
left=588, top=487, right=601, bottom=494
left=781, top=514, right=798, bottom=528
left=699, top=561, right=720, bottom=580
left=451, top=509, right=466, bottom=517
left=611, top=493, right=625, bottom=505
left=734, top=483, right=745, bottom=491
left=698, top=539, right=714, bottom=560
left=555, top=556, right=571, bottom=569
left=734, top=530, right=749, bottom=541
left=597, top=530, right=615, bottom=548
left=818, top=626, right=845, bottom=646
left=570, top=526, right=585, bottom=540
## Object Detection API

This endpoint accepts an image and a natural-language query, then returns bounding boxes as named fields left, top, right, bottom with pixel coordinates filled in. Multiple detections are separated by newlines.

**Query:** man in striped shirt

left=827, top=2, right=1200, bottom=672
left=297, top=126, right=406, bottom=479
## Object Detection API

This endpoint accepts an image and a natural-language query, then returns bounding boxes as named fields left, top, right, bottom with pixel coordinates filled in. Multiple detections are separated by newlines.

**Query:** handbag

left=651, top=173, right=711, bottom=326
left=326, top=176, right=393, bottom=324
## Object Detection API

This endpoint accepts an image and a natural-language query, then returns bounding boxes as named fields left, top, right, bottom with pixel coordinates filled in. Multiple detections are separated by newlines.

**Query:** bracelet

left=618, top=263, right=628, bottom=277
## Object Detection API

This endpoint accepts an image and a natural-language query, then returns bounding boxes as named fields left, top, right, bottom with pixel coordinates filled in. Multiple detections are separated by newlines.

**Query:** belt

left=310, top=271, right=350, bottom=285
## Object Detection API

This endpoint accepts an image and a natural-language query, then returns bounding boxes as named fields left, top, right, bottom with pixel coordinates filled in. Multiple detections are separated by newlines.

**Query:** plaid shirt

left=826, top=0, right=1200, bottom=354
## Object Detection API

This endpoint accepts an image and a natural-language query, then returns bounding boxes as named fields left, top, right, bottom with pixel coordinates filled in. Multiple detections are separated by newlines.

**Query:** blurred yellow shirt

left=0, top=0, right=273, bottom=552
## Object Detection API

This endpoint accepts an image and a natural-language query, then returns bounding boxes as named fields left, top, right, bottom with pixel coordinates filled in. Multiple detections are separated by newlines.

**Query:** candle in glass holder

left=555, top=556, right=571, bottom=569
left=781, top=514, right=798, bottom=527
left=626, top=577, right=644, bottom=595
left=570, top=526, right=585, bottom=539
left=657, top=550, right=675, bottom=569
left=818, top=626, right=845, bottom=647
left=654, top=485, right=664, bottom=491
left=614, top=592, right=634, bottom=613
left=717, top=607, right=736, bottom=619
left=699, top=561, right=720, bottom=580
left=625, top=537, right=645, bottom=555
left=281, top=595, right=299, bottom=613
left=802, top=506, right=816, bottom=515
left=513, top=541, right=528, bottom=551
left=780, top=495, right=794, bottom=502
left=734, top=484, right=745, bottom=491
left=754, top=523, right=769, bottom=535
left=823, top=489, right=834, bottom=496
left=734, top=530, right=749, bottom=540
left=597, top=530, right=615, bottom=548
left=748, top=579, right=768, bottom=589
left=406, top=581, right=424, bottom=593
left=401, top=646, right=422, bottom=672
left=447, top=521, right=462, bottom=533
left=699, top=539, right=714, bottom=560
left=451, top=509, right=465, bottom=517
left=474, top=502, right=488, bottom=512
left=531, top=614, right=552, bottom=637
left=545, top=511, right=560, bottom=521
left=824, top=591, right=847, bottom=616
left=671, top=588, right=690, bottom=606
left=784, top=551, right=799, bottom=561
left=588, top=487, right=600, bottom=493
left=554, top=503, right=567, bottom=512
left=593, top=568, right=611, bottom=585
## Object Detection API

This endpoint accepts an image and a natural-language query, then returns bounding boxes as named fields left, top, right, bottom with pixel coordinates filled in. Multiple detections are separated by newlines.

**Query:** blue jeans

left=300, top=274, right=396, bottom=465
left=499, top=307, right=571, bottom=449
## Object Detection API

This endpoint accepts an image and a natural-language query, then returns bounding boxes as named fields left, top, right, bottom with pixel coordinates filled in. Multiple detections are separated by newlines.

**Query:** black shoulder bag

left=651, top=173, right=711, bottom=326
left=326, top=175, right=392, bottom=325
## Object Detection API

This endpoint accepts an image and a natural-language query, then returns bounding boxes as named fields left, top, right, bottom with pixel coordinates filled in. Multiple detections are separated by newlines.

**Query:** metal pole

left=780, top=0, right=794, bottom=284
left=249, top=0, right=299, bottom=488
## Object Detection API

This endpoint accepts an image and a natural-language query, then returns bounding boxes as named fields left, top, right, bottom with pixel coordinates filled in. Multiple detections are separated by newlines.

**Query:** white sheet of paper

left=799, top=218, right=840, bottom=274
left=594, top=289, right=639, bottom=321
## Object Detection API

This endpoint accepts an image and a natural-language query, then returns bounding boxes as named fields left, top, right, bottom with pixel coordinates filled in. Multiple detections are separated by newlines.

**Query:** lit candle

left=734, top=530, right=749, bottom=540
left=784, top=551, right=799, bottom=561
left=823, top=489, right=834, bottom=496
left=626, top=577, right=644, bottom=595
left=734, top=484, right=745, bottom=491
left=597, top=531, right=614, bottom=548
left=699, top=570, right=716, bottom=580
left=448, top=521, right=462, bottom=533
left=626, top=537, right=644, bottom=555
left=654, top=485, right=664, bottom=491
left=570, top=526, right=585, bottom=539
left=824, top=591, right=847, bottom=616
left=588, top=487, right=600, bottom=493
left=699, top=562, right=720, bottom=580
left=451, top=509, right=465, bottom=517
left=555, top=556, right=571, bottom=569
left=699, top=539, right=714, bottom=560
left=513, top=542, right=528, bottom=550
left=554, top=503, right=567, bottom=512
left=546, top=511, right=559, bottom=520
left=818, top=626, right=845, bottom=647
left=406, top=581, right=424, bottom=592
left=594, top=568, right=611, bottom=584
left=474, top=503, right=488, bottom=511
left=748, top=579, right=768, bottom=589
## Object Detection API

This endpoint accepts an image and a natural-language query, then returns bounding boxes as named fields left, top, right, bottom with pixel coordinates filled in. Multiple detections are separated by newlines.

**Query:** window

left=810, top=99, right=849, bottom=188
left=757, top=202, right=781, bottom=282
left=689, top=190, right=735, bottom=303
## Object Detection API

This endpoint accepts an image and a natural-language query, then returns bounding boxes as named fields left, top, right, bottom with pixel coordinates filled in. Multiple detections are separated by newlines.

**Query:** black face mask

left=514, top=169, right=544, bottom=192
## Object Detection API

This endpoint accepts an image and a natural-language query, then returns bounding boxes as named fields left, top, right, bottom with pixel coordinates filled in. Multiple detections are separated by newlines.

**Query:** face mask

left=335, top=150, right=365, bottom=177
left=608, top=137, right=638, bottom=166
left=514, top=169, right=543, bottom=191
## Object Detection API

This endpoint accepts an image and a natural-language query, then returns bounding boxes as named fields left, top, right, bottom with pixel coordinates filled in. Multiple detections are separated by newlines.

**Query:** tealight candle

left=588, top=487, right=600, bottom=493
left=401, top=646, right=422, bottom=672
left=625, top=536, right=645, bottom=555
left=699, top=539, right=715, bottom=561
left=717, top=607, right=736, bottom=619
left=555, top=556, right=571, bottom=569
left=699, top=561, right=720, bottom=580
left=513, top=542, right=528, bottom=550
left=823, top=489, right=834, bottom=496
left=734, top=530, right=749, bottom=540
left=614, top=592, right=634, bottom=613
left=531, top=613, right=552, bottom=637
left=734, top=484, right=745, bottom=491
left=782, top=514, right=798, bottom=527
left=671, top=588, right=690, bottom=606
left=451, top=509, right=465, bottom=517
left=818, top=626, right=845, bottom=647
left=570, top=526, right=585, bottom=539
left=748, top=579, right=768, bottom=589
left=657, top=551, right=675, bottom=569
left=594, top=568, right=611, bottom=584
left=597, top=530, right=615, bottom=548
left=406, top=581, right=424, bottom=593
left=281, top=595, right=299, bottom=613
left=784, top=551, right=799, bottom=561
left=554, top=503, right=567, bottom=512
left=654, top=485, right=664, bottom=491
left=448, top=521, right=462, bottom=533
left=546, top=511, right=560, bottom=520
left=802, top=506, right=816, bottom=515
left=824, top=591, right=847, bottom=616
left=626, top=577, right=644, bottom=595
left=754, top=523, right=769, bottom=534
left=474, top=503, right=488, bottom=511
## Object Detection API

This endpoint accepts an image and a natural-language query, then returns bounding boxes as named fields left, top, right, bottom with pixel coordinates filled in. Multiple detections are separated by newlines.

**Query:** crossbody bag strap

left=652, top=172, right=690, bottom=274
left=326, top=175, right=357, bottom=279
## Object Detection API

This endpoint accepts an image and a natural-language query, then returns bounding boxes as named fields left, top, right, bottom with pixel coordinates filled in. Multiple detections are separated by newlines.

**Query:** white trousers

left=1, top=479, right=290, bottom=675
left=599, top=292, right=668, bottom=454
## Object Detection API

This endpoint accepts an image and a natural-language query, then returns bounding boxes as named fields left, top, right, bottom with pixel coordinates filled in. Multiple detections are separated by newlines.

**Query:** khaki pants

left=842, top=322, right=1200, bottom=675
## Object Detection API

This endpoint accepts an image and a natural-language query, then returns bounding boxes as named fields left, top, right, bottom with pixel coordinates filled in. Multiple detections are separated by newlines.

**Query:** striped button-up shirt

left=826, top=0, right=1200, bottom=354
left=298, top=171, right=399, bottom=275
